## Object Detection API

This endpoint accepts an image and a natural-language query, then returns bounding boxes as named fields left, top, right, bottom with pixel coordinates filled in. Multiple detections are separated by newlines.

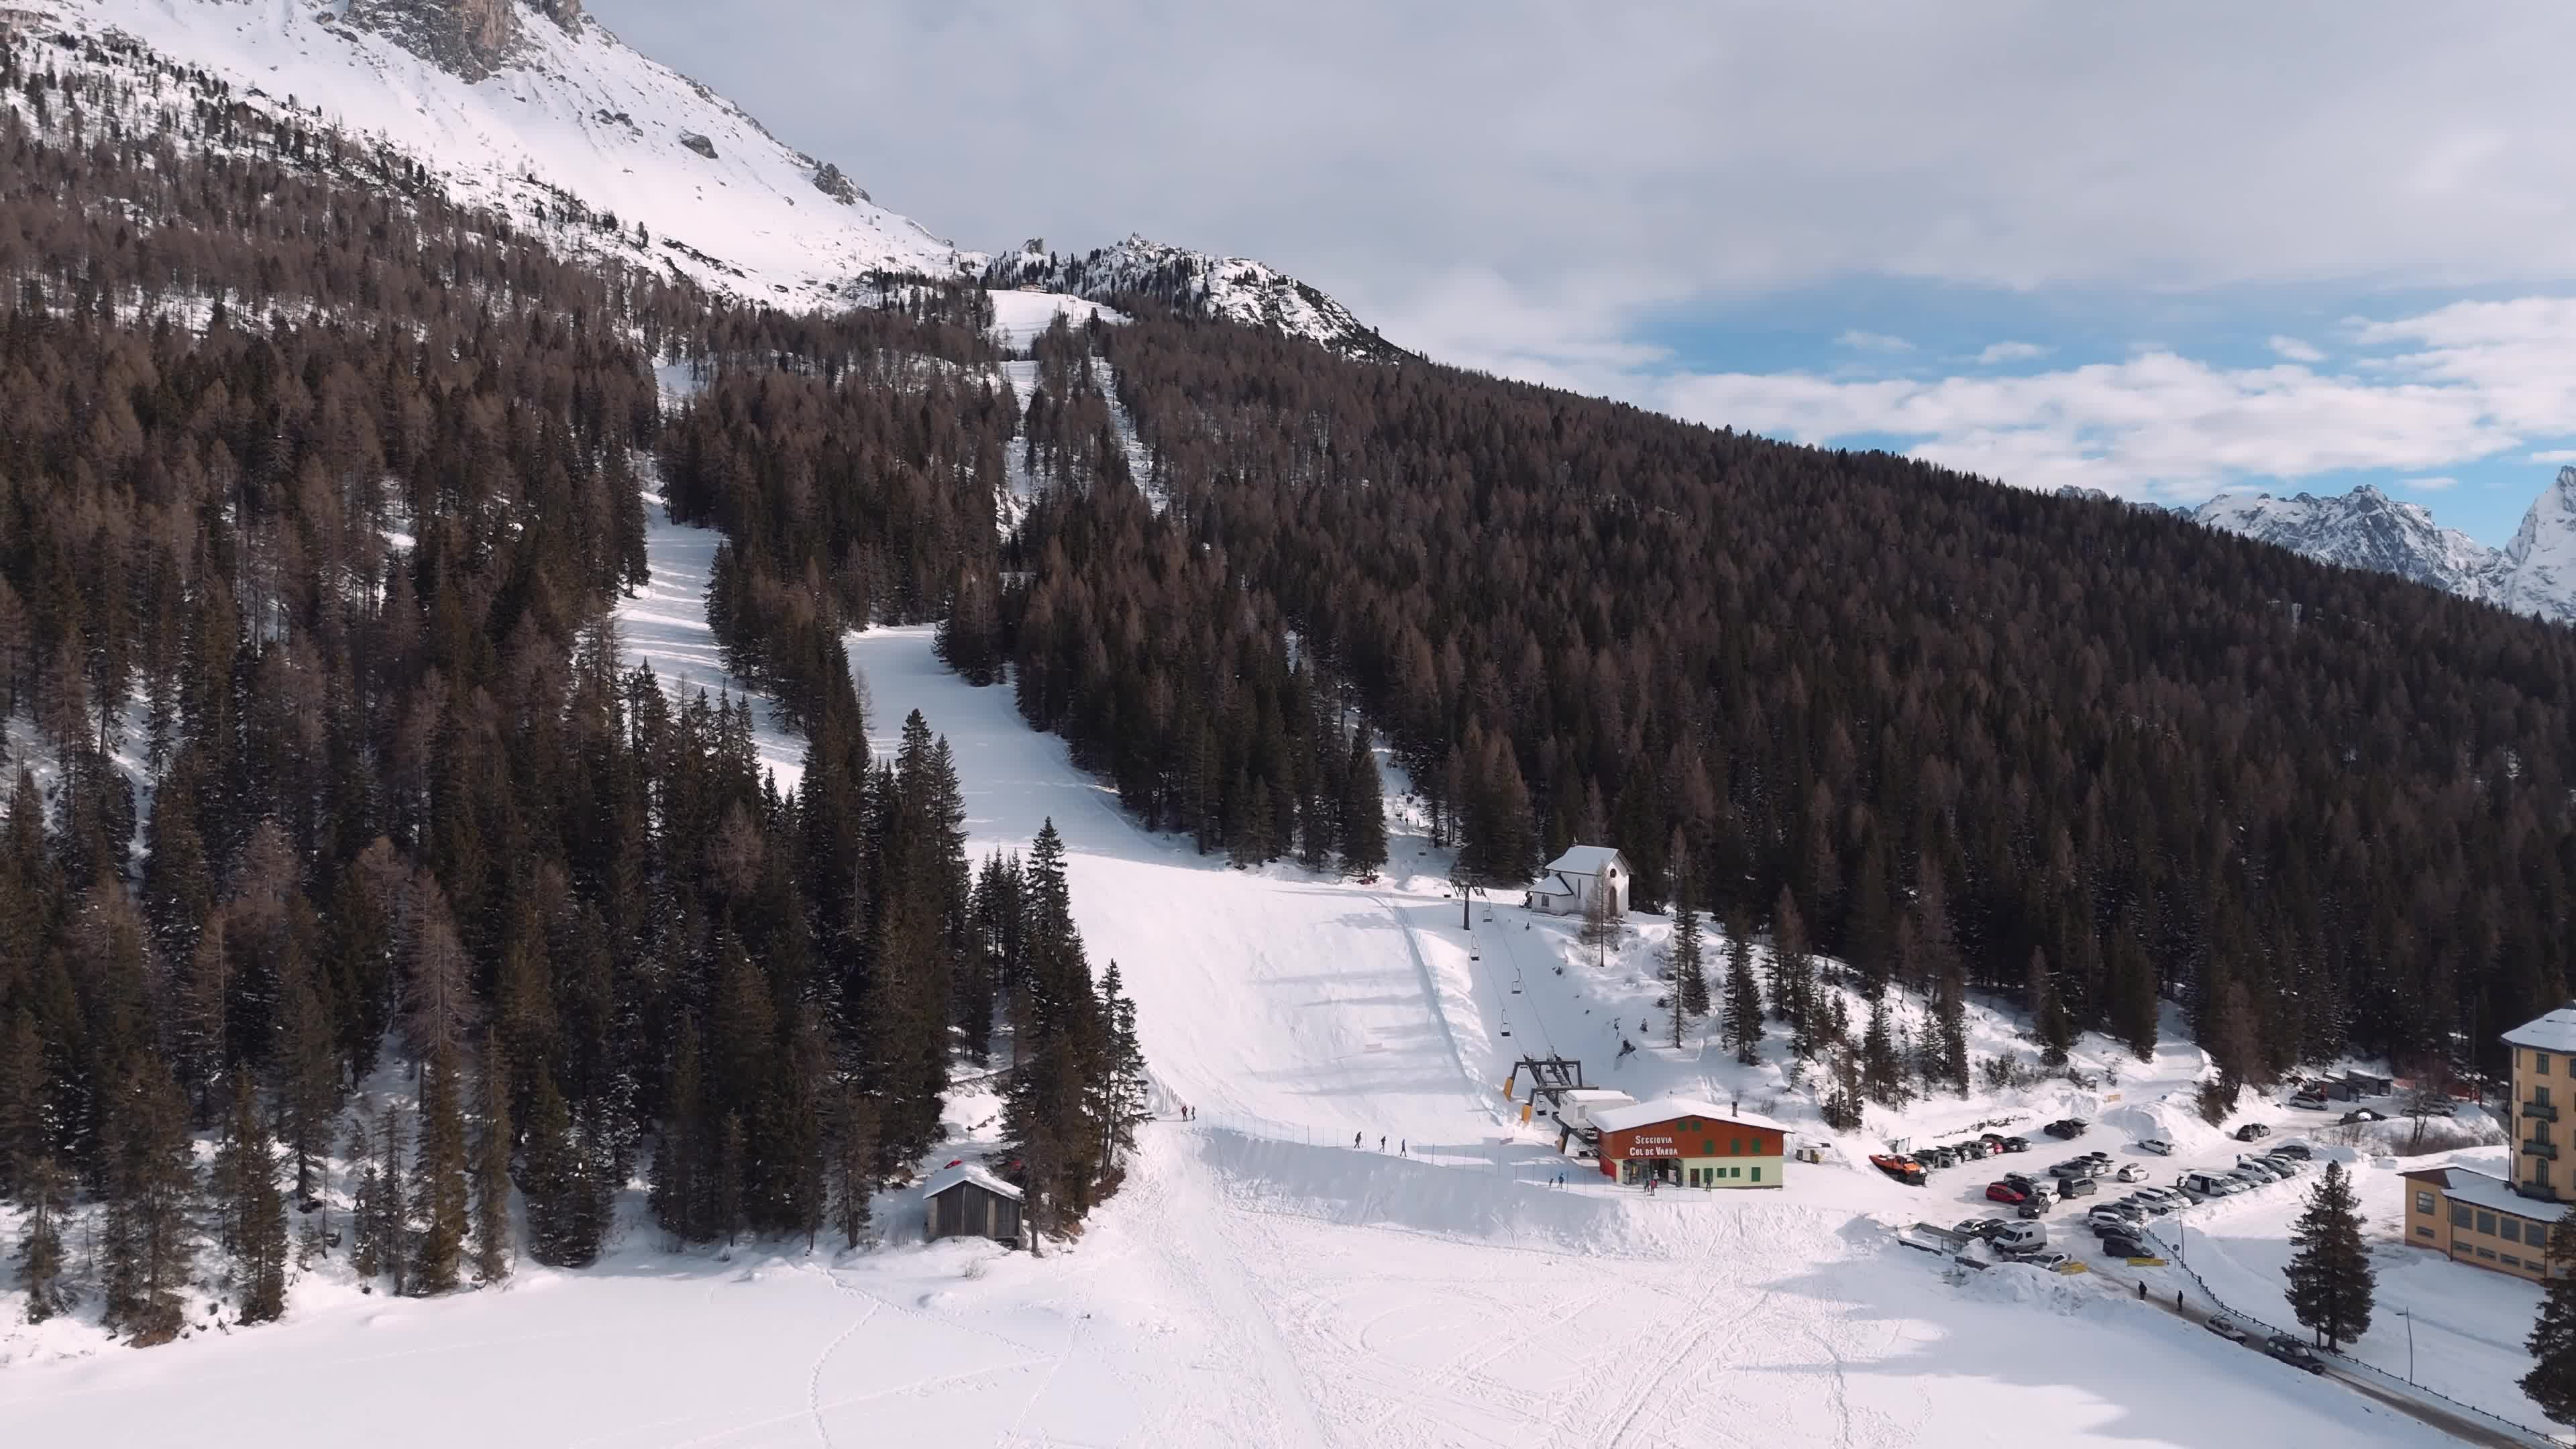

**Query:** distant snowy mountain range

left=2182, top=473, right=2576, bottom=626
left=20, top=0, right=1383, bottom=355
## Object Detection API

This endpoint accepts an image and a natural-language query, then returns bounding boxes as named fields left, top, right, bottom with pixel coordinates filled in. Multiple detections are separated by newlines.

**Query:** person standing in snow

left=1401, top=1140, right=1407, bottom=1155
left=1379, top=1135, right=1386, bottom=1151
left=1354, top=1132, right=1362, bottom=1148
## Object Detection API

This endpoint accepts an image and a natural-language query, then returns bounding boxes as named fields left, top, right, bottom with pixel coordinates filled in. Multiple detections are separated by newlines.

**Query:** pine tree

left=375, top=1103, right=411, bottom=1297
left=1861, top=997, right=1907, bottom=1108
left=14, top=1154, right=72, bottom=1324
left=827, top=1081, right=879, bottom=1252
left=2027, top=945, right=2071, bottom=1067
left=100, top=1056, right=197, bottom=1344
left=1338, top=723, right=1388, bottom=879
left=411, top=1046, right=470, bottom=1293
left=472, top=1057, right=513, bottom=1285
left=1770, top=888, right=1810, bottom=1025
left=1580, top=867, right=1622, bottom=969
left=347, top=1114, right=384, bottom=1283
left=216, top=1078, right=290, bottom=1324
left=271, top=955, right=342, bottom=1204
left=2524, top=1220, right=2576, bottom=1423
left=1932, top=965, right=1971, bottom=1095
left=2284, top=1161, right=2374, bottom=1350
left=1668, top=895, right=1703, bottom=1051
left=1722, top=906, right=1764, bottom=1065
left=521, top=1063, right=603, bottom=1267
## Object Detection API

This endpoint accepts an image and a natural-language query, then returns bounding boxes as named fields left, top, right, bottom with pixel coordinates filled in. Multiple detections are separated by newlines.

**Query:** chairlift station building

left=1592, top=1097, right=1788, bottom=1189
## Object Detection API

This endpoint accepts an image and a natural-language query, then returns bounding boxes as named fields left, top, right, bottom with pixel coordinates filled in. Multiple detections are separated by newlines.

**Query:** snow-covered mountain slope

left=985, top=235, right=1405, bottom=362
left=2491, top=466, right=2576, bottom=626
left=31, top=0, right=978, bottom=303
left=2189, top=486, right=2502, bottom=598
left=2188, top=470, right=2576, bottom=626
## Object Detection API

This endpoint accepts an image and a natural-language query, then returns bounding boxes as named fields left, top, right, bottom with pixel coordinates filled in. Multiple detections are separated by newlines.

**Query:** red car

left=1986, top=1181, right=2029, bottom=1204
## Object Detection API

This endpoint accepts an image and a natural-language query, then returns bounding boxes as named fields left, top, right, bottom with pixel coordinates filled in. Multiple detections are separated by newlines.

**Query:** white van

left=2181, top=1170, right=2237, bottom=1199
left=1994, top=1220, right=2048, bottom=1254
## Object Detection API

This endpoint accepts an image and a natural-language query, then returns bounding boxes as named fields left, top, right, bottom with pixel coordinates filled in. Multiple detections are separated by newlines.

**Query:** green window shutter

left=1703, top=1139, right=1715, bottom=1155
left=1752, top=1166, right=1762, bottom=1183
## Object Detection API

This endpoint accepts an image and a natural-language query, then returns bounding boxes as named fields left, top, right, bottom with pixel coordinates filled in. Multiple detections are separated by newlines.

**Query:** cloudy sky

left=595, top=0, right=2576, bottom=543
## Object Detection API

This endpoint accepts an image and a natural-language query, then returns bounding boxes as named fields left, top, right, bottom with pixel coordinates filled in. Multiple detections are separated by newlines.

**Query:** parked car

left=2000, top=1136, right=2031, bottom=1153
left=1979, top=1132, right=2008, bottom=1150
left=2341, top=1109, right=2385, bottom=1125
left=2080, top=1150, right=2112, bottom=1163
left=1920, top=1146, right=1953, bottom=1169
left=1986, top=1181, right=2029, bottom=1205
left=2259, top=1155, right=2303, bottom=1176
left=2234, top=1122, right=2272, bottom=1141
left=2049, top=1160, right=2095, bottom=1180
left=2045, top=1118, right=2089, bottom=1139
left=2087, top=1209, right=2137, bottom=1234
left=1994, top=1220, right=2047, bottom=1254
left=2021, top=1251, right=2073, bottom=1272
left=2206, top=1315, right=2251, bottom=1343
left=1871, top=1154, right=1926, bottom=1185
left=2099, top=1232, right=2151, bottom=1259
left=2060, top=1175, right=2098, bottom=1198
left=2114, top=1163, right=2149, bottom=1183
left=2290, top=1093, right=2329, bottom=1111
left=1955, top=1218, right=2007, bottom=1240
left=2017, top=1199, right=2048, bottom=1219
left=2264, top=1335, right=2326, bottom=1374
left=2273, top=1142, right=2314, bottom=1161
left=2137, top=1138, right=2175, bottom=1156
left=2232, top=1159, right=2281, bottom=1184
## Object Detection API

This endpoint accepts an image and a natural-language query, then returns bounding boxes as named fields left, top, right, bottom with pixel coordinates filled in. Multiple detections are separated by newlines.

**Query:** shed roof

left=2506, top=1008, right=2576, bottom=1053
left=922, top=1161, right=1024, bottom=1203
left=1525, top=875, right=1576, bottom=897
left=1560, top=1089, right=1637, bottom=1104
left=1592, top=1096, right=1789, bottom=1136
left=2406, top=1165, right=2569, bottom=1226
left=1544, top=845, right=1625, bottom=877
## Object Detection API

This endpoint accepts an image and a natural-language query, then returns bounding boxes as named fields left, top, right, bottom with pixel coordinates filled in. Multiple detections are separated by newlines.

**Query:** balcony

left=2527, top=1101, right=2561, bottom=1123
left=2525, top=1140, right=2561, bottom=1161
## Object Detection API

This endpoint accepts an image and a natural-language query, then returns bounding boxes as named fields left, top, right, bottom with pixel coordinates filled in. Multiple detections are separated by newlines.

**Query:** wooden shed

left=924, top=1162, right=1024, bottom=1246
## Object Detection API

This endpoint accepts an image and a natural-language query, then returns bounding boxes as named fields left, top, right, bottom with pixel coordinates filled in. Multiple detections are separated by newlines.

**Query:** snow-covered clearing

left=610, top=490, right=806, bottom=797
left=2169, top=1140, right=2557, bottom=1431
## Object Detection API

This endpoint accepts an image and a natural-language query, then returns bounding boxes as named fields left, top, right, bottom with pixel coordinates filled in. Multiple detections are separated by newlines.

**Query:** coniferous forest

left=7, top=17, right=2576, bottom=1352
left=0, top=34, right=1140, bottom=1342
left=977, top=307, right=2576, bottom=1105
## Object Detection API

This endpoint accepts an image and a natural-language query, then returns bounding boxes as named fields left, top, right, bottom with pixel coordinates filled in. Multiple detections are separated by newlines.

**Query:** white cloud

left=2403, top=475, right=2461, bottom=491
left=2529, top=449, right=2576, bottom=462
left=1974, top=341, right=2052, bottom=365
left=2268, top=335, right=2326, bottom=362
left=592, top=2, right=2576, bottom=319
left=1837, top=329, right=1914, bottom=354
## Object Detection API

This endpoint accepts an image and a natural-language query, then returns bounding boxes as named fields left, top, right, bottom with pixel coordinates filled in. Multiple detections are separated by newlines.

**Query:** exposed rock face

left=535, top=0, right=582, bottom=32
left=678, top=131, right=716, bottom=159
left=812, top=162, right=863, bottom=205
left=352, top=0, right=521, bottom=83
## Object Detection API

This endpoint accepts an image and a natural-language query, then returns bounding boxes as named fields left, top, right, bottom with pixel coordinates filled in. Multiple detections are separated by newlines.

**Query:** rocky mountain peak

left=349, top=0, right=523, bottom=83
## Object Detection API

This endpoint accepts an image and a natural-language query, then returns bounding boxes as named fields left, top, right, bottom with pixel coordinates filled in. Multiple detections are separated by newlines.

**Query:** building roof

left=1544, top=845, right=1625, bottom=877
left=1525, top=875, right=1576, bottom=897
left=1591, top=1096, right=1790, bottom=1136
left=2505, top=1008, right=2576, bottom=1054
left=922, top=1161, right=1024, bottom=1203
left=2407, top=1166, right=2569, bottom=1226
left=1560, top=1089, right=1637, bottom=1104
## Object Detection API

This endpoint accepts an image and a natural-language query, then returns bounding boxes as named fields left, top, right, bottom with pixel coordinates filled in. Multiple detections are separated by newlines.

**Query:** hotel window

left=1731, top=1138, right=1742, bottom=1155
left=2504, top=1219, right=2524, bottom=1244
left=2481, top=1247, right=2499, bottom=1260
left=2480, top=1212, right=2498, bottom=1236
left=2416, top=1226, right=2434, bottom=1239
left=2453, top=1202, right=2473, bottom=1228
left=1703, top=1140, right=1716, bottom=1156
left=1752, top=1166, right=1762, bottom=1183
left=2542, top=1053, right=2556, bottom=1075
left=2416, top=1191, right=2436, bottom=1214
left=2506, top=1255, right=2524, bottom=1269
